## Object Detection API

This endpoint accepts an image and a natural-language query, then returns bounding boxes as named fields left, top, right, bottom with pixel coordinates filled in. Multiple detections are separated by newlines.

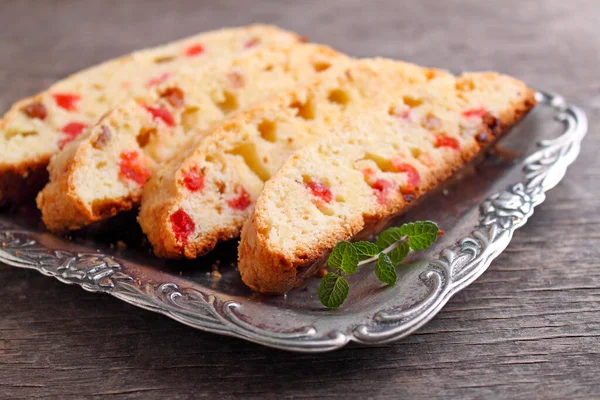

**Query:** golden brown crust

left=37, top=186, right=139, bottom=232
left=239, top=85, right=537, bottom=294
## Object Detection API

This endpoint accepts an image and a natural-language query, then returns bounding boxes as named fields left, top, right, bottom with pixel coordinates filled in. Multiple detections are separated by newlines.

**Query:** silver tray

left=0, top=91, right=587, bottom=352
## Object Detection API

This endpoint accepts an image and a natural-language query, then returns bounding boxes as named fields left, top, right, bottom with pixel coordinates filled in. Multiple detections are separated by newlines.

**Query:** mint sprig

left=317, top=220, right=439, bottom=309
left=328, top=241, right=359, bottom=274
left=375, top=253, right=397, bottom=285
left=318, top=273, right=350, bottom=309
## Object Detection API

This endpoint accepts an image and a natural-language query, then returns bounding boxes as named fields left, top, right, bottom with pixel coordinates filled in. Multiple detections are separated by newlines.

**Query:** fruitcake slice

left=239, top=73, right=536, bottom=294
left=0, top=24, right=301, bottom=206
left=37, top=44, right=349, bottom=232
left=138, top=59, right=452, bottom=259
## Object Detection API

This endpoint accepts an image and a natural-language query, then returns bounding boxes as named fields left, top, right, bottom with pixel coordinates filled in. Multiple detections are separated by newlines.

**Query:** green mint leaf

left=399, top=221, right=439, bottom=251
left=375, top=253, right=397, bottom=285
left=327, top=241, right=359, bottom=274
left=388, top=241, right=410, bottom=264
left=376, top=227, right=404, bottom=251
left=353, top=241, right=380, bottom=260
left=340, top=243, right=359, bottom=274
left=318, top=273, right=350, bottom=308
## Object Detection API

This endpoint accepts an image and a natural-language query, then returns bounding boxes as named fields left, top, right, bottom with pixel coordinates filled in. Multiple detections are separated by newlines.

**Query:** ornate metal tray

left=0, top=92, right=587, bottom=352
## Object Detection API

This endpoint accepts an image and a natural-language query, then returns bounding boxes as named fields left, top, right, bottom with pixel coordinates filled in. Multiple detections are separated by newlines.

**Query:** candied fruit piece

left=21, top=102, right=47, bottom=120
left=462, top=107, right=487, bottom=118
left=92, top=125, right=111, bottom=149
left=185, top=44, right=204, bottom=57
left=143, top=105, right=175, bottom=127
left=227, top=186, right=252, bottom=210
left=160, top=87, right=185, bottom=108
left=53, top=93, right=81, bottom=111
left=170, top=209, right=195, bottom=245
left=392, top=160, right=421, bottom=192
left=182, top=166, right=205, bottom=192
left=435, top=134, right=460, bottom=150
left=372, top=179, right=392, bottom=205
left=305, top=181, right=332, bottom=203
left=118, top=151, right=151, bottom=185
left=58, top=122, right=87, bottom=149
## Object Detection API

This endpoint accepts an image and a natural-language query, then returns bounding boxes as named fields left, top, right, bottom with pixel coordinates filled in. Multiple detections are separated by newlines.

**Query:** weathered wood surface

left=1, top=0, right=599, bottom=398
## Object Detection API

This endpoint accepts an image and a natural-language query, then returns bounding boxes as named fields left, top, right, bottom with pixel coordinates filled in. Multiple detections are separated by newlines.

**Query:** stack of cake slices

left=0, top=24, right=536, bottom=294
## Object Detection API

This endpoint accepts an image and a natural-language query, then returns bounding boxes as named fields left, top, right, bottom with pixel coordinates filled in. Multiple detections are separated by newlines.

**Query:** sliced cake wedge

left=138, top=59, right=451, bottom=258
left=0, top=24, right=301, bottom=206
left=238, top=72, right=536, bottom=294
left=37, top=44, right=348, bottom=232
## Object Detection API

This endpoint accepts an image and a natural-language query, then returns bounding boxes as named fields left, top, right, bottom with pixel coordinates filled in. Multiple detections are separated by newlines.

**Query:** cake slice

left=239, top=73, right=536, bottom=294
left=138, top=59, right=452, bottom=258
left=0, top=24, right=301, bottom=206
left=37, top=44, right=348, bottom=232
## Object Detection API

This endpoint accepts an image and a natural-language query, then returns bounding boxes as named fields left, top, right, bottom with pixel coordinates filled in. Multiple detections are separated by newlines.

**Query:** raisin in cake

left=0, top=24, right=300, bottom=206
left=238, top=72, right=537, bottom=294
left=37, top=44, right=348, bottom=232
left=138, top=59, right=451, bottom=259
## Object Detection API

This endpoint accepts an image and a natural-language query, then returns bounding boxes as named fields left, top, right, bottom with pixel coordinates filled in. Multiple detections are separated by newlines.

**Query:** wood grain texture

left=1, top=0, right=599, bottom=398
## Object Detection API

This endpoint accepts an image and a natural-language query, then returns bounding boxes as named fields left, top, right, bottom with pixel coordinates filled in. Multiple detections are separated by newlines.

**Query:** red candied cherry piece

left=170, top=208, right=196, bottom=245
left=372, top=179, right=393, bottom=205
left=227, top=186, right=252, bottom=210
left=118, top=151, right=151, bottom=186
left=146, top=72, right=170, bottom=87
left=305, top=181, right=333, bottom=203
left=53, top=93, right=81, bottom=111
left=185, top=43, right=205, bottom=57
left=182, top=166, right=205, bottom=192
left=143, top=105, right=175, bottom=127
left=58, top=122, right=87, bottom=149
left=434, top=134, right=460, bottom=150
left=391, top=159, right=421, bottom=193
left=462, top=107, right=487, bottom=118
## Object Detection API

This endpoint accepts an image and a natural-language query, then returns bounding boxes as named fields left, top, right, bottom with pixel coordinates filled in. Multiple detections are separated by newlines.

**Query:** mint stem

left=357, top=237, right=407, bottom=267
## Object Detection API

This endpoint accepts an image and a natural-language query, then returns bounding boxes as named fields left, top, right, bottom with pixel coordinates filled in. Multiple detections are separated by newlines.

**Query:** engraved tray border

left=0, top=92, right=588, bottom=352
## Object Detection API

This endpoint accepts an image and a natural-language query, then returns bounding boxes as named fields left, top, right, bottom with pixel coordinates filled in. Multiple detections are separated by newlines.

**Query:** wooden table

left=1, top=0, right=598, bottom=398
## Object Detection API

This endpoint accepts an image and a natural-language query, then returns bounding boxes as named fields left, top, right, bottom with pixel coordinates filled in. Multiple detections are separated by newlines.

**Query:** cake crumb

left=317, top=268, right=328, bottom=278
left=211, top=263, right=222, bottom=279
